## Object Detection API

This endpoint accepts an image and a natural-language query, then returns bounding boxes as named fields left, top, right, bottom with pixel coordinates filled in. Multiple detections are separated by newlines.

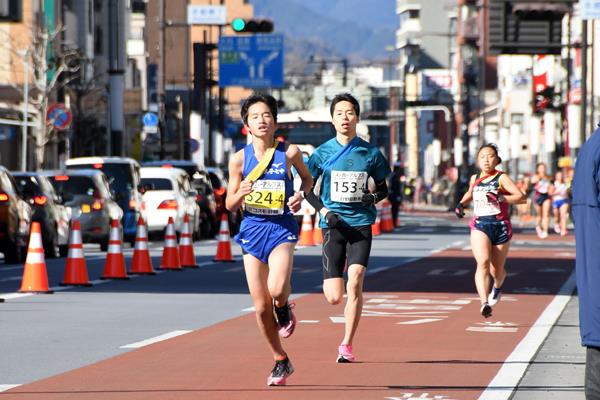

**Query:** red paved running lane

left=2, top=235, right=574, bottom=400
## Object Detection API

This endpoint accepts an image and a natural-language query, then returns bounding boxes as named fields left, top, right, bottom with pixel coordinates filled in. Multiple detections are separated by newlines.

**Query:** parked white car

left=140, top=167, right=201, bottom=237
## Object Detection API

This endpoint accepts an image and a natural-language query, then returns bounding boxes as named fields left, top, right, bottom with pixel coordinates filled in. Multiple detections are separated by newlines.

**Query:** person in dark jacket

left=572, top=126, right=600, bottom=400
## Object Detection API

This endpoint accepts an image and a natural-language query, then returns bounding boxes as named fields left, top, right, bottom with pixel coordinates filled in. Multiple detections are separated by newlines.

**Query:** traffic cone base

left=61, top=220, right=92, bottom=286
left=214, top=213, right=234, bottom=262
left=131, top=216, right=156, bottom=275
left=19, top=222, right=53, bottom=294
left=161, top=217, right=183, bottom=270
left=180, top=215, right=198, bottom=268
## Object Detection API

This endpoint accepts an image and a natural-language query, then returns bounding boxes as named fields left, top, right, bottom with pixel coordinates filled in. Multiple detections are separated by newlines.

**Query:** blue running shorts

left=234, top=217, right=299, bottom=264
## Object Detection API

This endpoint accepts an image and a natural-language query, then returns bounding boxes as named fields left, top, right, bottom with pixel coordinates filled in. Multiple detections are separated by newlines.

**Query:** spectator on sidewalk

left=572, top=127, right=600, bottom=400
left=388, top=165, right=403, bottom=226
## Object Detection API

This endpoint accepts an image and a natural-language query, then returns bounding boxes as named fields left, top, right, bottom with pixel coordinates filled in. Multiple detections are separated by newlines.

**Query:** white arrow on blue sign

left=143, top=112, right=159, bottom=127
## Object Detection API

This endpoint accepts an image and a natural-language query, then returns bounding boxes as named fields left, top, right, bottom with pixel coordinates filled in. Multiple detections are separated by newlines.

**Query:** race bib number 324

left=245, top=180, right=285, bottom=215
left=330, top=171, right=368, bottom=203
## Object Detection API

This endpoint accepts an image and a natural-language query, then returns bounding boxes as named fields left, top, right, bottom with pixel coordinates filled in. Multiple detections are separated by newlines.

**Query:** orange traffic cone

left=61, top=219, right=92, bottom=286
left=19, top=222, right=53, bottom=293
left=298, top=209, right=315, bottom=246
left=214, top=213, right=234, bottom=262
left=130, top=216, right=155, bottom=275
left=372, top=205, right=381, bottom=236
left=381, top=199, right=394, bottom=233
left=161, top=217, right=182, bottom=270
left=179, top=215, right=198, bottom=268
left=101, top=219, right=129, bottom=279
left=313, top=213, right=323, bottom=245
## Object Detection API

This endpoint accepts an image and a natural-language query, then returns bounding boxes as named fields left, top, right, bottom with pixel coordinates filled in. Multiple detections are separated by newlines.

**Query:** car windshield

left=69, top=163, right=133, bottom=192
left=13, top=176, right=42, bottom=198
left=48, top=176, right=98, bottom=197
left=141, top=178, right=173, bottom=191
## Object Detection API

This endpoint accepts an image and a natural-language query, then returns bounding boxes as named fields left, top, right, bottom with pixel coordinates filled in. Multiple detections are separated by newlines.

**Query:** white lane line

left=477, top=270, right=576, bottom=400
left=299, top=320, right=319, bottom=323
left=0, top=384, right=21, bottom=392
left=1, top=293, right=33, bottom=300
left=397, top=318, right=444, bottom=325
left=119, top=330, right=192, bottom=349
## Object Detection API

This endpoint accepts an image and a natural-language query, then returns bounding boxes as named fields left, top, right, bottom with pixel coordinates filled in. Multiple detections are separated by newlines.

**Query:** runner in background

left=531, top=162, right=552, bottom=239
left=550, top=170, right=570, bottom=236
left=454, top=144, right=526, bottom=318
left=225, top=94, right=313, bottom=386
left=305, top=93, right=391, bottom=363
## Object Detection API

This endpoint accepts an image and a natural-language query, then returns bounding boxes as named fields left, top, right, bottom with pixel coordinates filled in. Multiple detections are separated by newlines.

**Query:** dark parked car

left=42, top=170, right=123, bottom=251
left=142, top=160, right=218, bottom=238
left=0, top=166, right=32, bottom=263
left=12, top=172, right=70, bottom=258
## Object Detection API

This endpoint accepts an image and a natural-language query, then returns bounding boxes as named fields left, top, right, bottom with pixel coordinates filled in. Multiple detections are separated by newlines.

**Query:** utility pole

left=108, top=0, right=125, bottom=156
left=158, top=0, right=166, bottom=159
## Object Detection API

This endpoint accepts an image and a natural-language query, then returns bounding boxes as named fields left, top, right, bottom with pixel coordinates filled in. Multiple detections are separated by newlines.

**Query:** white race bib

left=330, top=171, right=368, bottom=203
left=473, top=190, right=501, bottom=217
left=245, top=180, right=285, bottom=215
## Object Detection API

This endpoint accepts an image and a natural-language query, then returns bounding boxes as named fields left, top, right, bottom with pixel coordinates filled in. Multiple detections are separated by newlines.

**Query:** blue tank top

left=242, top=141, right=294, bottom=221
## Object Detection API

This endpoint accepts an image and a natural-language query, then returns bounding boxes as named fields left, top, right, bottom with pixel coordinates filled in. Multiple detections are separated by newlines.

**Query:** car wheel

left=99, top=239, right=109, bottom=252
left=59, top=244, right=69, bottom=257
left=44, top=232, right=59, bottom=259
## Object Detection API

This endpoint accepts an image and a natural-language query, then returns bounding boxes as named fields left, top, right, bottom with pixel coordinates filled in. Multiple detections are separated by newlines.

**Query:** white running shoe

left=488, top=287, right=502, bottom=306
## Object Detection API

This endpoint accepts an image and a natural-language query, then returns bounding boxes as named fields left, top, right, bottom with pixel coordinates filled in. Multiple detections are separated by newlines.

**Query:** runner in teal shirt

left=305, top=93, right=391, bottom=364
left=308, top=136, right=390, bottom=228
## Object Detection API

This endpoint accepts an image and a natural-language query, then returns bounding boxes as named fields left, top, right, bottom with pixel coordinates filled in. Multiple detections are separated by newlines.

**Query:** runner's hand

left=454, top=203, right=465, bottom=218
left=287, top=192, right=303, bottom=213
left=324, top=211, right=341, bottom=228
left=361, top=192, right=376, bottom=207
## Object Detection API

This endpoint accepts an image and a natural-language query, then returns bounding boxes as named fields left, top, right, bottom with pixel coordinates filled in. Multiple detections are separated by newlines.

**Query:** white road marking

left=477, top=270, right=576, bottom=400
left=119, top=330, right=192, bottom=349
left=299, top=320, right=319, bottom=323
left=330, top=316, right=345, bottom=323
left=396, top=318, right=445, bottom=325
left=0, top=384, right=21, bottom=392
left=242, top=306, right=255, bottom=312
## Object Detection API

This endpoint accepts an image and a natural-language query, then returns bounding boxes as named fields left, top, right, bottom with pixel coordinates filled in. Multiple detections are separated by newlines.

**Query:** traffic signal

left=231, top=18, right=273, bottom=33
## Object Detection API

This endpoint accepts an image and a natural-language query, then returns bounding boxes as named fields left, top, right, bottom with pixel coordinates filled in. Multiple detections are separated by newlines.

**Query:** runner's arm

left=225, top=151, right=253, bottom=212
left=499, top=174, right=527, bottom=204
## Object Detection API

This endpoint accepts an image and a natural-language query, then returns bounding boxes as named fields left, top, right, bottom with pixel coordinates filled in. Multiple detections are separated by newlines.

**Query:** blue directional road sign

left=142, top=112, right=159, bottom=128
left=219, top=34, right=284, bottom=88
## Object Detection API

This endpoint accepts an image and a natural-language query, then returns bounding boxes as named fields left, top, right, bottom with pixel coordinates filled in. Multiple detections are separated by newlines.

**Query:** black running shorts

left=322, top=225, right=372, bottom=279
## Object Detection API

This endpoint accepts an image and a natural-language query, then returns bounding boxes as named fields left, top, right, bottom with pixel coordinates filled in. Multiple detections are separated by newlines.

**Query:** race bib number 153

left=330, top=171, right=368, bottom=203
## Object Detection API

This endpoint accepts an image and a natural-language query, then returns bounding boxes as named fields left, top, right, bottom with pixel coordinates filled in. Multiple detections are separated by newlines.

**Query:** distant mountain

left=250, top=0, right=396, bottom=63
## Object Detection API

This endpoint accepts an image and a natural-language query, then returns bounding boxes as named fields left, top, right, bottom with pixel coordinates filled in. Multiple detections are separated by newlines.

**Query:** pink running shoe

left=274, top=302, right=296, bottom=338
left=267, top=357, right=294, bottom=386
left=337, top=344, right=356, bottom=363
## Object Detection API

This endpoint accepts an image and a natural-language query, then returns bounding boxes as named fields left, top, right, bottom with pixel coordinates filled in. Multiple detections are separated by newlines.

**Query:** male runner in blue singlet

left=226, top=94, right=313, bottom=386
left=305, top=93, right=391, bottom=363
